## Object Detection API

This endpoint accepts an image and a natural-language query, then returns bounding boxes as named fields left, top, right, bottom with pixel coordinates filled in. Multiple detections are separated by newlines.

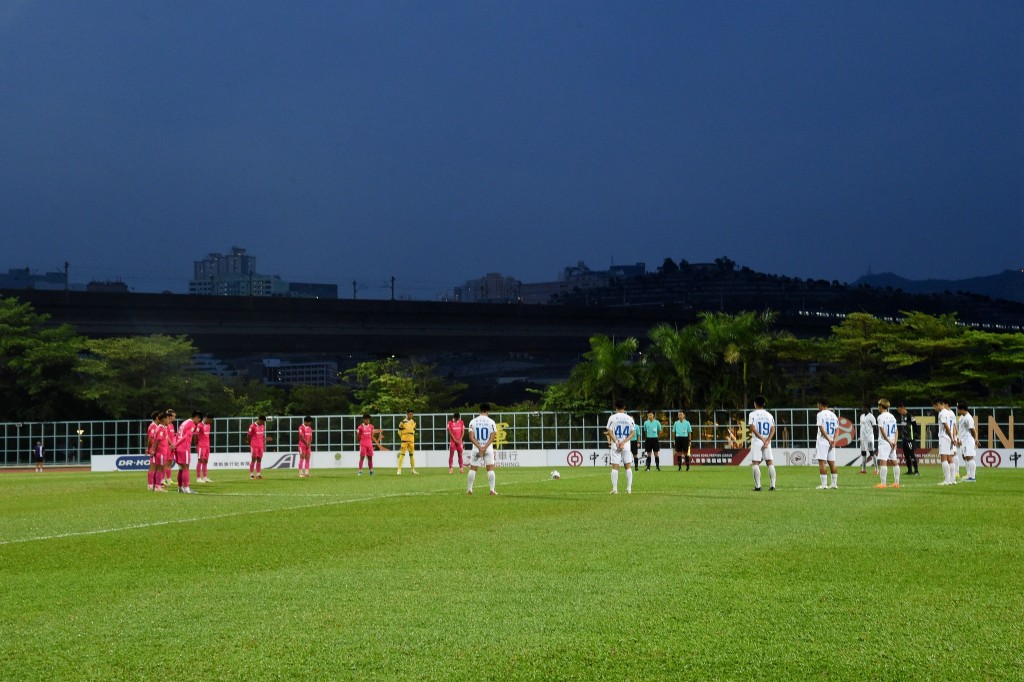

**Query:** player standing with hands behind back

left=297, top=417, right=313, bottom=478
left=467, top=404, right=498, bottom=496
left=748, top=396, right=776, bottom=491
left=816, top=400, right=839, bottom=489
left=606, top=400, right=636, bottom=494
left=874, top=399, right=900, bottom=489
left=397, top=410, right=417, bottom=475
left=247, top=416, right=272, bottom=480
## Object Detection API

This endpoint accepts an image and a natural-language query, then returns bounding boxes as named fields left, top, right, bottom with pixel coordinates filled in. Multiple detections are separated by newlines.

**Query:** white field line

left=0, top=472, right=604, bottom=546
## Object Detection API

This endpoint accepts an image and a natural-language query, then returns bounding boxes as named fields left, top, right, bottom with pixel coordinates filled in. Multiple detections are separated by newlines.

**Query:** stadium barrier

left=90, top=446, right=1023, bottom=472
left=0, top=407, right=1018, bottom=468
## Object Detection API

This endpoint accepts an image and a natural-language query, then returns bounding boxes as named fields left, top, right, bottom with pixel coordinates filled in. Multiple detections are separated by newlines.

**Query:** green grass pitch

left=1, top=466, right=1022, bottom=680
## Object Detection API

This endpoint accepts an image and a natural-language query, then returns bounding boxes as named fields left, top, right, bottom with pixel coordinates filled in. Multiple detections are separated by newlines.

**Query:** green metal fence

left=1, top=407, right=1017, bottom=466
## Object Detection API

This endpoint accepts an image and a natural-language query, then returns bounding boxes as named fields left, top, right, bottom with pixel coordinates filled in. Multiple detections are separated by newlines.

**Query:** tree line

left=2, top=295, right=1022, bottom=422
left=0, top=297, right=465, bottom=421
left=538, top=310, right=1024, bottom=412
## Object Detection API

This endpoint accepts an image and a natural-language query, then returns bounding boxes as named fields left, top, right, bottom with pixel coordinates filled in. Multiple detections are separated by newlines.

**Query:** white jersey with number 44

left=606, top=413, right=635, bottom=446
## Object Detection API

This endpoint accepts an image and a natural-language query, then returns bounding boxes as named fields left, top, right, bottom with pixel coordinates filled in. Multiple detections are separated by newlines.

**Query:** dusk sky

left=1, top=2, right=1021, bottom=298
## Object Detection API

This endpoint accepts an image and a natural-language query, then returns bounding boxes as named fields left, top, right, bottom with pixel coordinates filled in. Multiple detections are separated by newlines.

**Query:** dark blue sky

left=2, top=1, right=1021, bottom=297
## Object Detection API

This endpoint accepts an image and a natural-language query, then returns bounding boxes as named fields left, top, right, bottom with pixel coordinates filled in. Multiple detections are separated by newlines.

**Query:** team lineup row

left=142, top=398, right=980, bottom=496
left=604, top=397, right=980, bottom=494
left=143, top=405, right=504, bottom=495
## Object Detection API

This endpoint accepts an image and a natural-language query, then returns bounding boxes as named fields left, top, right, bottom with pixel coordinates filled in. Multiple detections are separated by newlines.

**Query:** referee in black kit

left=896, top=404, right=919, bottom=475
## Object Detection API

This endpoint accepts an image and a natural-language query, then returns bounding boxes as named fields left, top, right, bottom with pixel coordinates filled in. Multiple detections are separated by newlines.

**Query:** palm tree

left=572, top=334, right=640, bottom=406
left=648, top=324, right=698, bottom=408
left=690, top=311, right=778, bottom=410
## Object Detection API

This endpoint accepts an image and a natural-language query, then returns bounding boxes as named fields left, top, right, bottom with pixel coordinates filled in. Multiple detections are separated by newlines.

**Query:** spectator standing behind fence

left=896, top=405, right=919, bottom=476
left=33, top=441, right=45, bottom=473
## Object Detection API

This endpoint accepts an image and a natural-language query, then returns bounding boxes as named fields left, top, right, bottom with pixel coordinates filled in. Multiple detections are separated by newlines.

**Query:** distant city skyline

left=1, top=3, right=1021, bottom=296
left=2, top=251, right=1020, bottom=303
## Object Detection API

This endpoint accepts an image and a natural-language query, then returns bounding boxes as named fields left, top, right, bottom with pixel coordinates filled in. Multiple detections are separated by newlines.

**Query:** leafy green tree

left=343, top=358, right=466, bottom=413
left=0, top=296, right=85, bottom=420
left=219, top=378, right=287, bottom=418
left=285, top=384, right=352, bottom=415
left=531, top=382, right=604, bottom=414
left=658, top=257, right=679, bottom=274
left=77, top=335, right=224, bottom=418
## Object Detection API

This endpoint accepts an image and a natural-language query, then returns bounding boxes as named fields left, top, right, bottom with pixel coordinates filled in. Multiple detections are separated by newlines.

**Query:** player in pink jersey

left=447, top=412, right=465, bottom=474
left=173, top=411, right=201, bottom=493
left=247, top=416, right=271, bottom=479
left=195, top=414, right=213, bottom=483
left=161, top=409, right=177, bottom=488
left=356, top=414, right=380, bottom=476
left=145, top=410, right=160, bottom=490
left=297, top=417, right=313, bottom=478
left=150, top=412, right=173, bottom=492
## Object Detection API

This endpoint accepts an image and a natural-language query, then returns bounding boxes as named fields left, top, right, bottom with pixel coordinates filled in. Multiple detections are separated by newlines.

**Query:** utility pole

left=390, top=276, right=396, bottom=301
left=63, top=261, right=69, bottom=291
left=352, top=280, right=357, bottom=300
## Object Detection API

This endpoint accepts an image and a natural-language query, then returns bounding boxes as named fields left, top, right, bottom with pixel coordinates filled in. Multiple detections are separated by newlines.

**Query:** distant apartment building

left=454, top=273, right=523, bottom=303
left=262, top=358, right=339, bottom=387
left=518, top=261, right=646, bottom=304
left=86, top=280, right=130, bottom=293
left=189, top=247, right=338, bottom=298
left=0, top=268, right=83, bottom=291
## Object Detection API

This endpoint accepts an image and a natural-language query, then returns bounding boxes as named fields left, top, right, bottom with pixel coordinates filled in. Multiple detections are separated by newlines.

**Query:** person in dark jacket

left=896, top=404, right=919, bottom=475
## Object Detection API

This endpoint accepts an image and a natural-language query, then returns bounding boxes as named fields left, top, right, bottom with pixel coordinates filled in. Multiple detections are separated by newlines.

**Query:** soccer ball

left=550, top=470, right=561, bottom=480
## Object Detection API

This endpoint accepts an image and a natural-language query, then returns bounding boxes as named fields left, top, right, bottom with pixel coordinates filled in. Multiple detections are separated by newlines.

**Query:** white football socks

left=879, top=464, right=887, bottom=486
left=820, top=474, right=828, bottom=487
left=487, top=470, right=495, bottom=492
left=467, top=470, right=476, bottom=492
left=611, top=468, right=619, bottom=492
left=768, top=464, right=776, bottom=488
left=941, top=461, right=951, bottom=483
left=625, top=468, right=632, bottom=492
left=752, top=465, right=762, bottom=488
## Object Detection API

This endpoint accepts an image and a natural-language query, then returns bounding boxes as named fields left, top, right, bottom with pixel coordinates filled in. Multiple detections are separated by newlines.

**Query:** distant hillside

left=853, top=270, right=1024, bottom=304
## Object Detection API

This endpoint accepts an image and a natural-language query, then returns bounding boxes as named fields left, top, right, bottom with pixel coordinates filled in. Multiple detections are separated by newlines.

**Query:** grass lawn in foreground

left=1, top=465, right=1022, bottom=680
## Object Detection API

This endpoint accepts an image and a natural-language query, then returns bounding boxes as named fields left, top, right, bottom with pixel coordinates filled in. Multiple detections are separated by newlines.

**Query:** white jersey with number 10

left=469, top=415, right=497, bottom=450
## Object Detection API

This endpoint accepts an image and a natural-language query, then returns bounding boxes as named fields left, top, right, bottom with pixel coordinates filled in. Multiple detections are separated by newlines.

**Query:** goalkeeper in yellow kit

left=397, top=410, right=418, bottom=475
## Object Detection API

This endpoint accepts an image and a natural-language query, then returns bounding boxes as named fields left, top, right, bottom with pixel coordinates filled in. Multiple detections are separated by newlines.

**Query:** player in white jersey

left=956, top=402, right=978, bottom=482
left=815, top=399, right=839, bottom=489
left=874, top=399, right=900, bottom=489
left=467, top=404, right=498, bottom=496
left=858, top=405, right=877, bottom=475
left=605, top=400, right=636, bottom=494
left=747, top=395, right=776, bottom=491
left=933, top=399, right=958, bottom=485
